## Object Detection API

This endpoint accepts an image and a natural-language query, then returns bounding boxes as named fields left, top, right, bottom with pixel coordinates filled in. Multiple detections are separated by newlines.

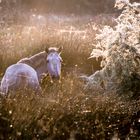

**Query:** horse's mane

left=18, top=51, right=47, bottom=69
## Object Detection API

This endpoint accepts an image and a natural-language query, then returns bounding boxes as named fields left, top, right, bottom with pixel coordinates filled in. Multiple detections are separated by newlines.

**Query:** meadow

left=0, top=1, right=140, bottom=139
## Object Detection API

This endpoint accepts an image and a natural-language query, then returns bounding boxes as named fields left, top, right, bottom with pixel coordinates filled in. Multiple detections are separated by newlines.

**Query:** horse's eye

left=47, top=60, right=49, bottom=63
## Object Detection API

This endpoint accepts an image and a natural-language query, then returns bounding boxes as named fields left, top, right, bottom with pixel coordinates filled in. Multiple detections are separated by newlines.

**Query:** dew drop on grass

left=9, top=110, right=12, bottom=114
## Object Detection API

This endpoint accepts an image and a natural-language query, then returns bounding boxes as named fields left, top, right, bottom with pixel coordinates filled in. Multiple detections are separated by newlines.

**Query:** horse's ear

left=45, top=47, right=49, bottom=53
left=58, top=46, right=63, bottom=53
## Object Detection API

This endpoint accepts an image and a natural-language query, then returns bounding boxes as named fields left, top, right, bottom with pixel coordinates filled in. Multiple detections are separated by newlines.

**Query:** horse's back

left=0, top=63, right=41, bottom=95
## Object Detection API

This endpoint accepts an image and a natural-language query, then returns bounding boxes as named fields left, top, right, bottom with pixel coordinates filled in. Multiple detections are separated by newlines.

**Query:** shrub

left=87, top=0, right=140, bottom=97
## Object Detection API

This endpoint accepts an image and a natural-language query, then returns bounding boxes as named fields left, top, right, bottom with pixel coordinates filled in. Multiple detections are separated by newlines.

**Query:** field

left=0, top=1, right=140, bottom=139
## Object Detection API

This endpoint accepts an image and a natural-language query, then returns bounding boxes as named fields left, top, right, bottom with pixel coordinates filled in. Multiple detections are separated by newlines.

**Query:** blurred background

left=0, top=0, right=139, bottom=26
left=0, top=0, right=139, bottom=73
left=0, top=0, right=139, bottom=15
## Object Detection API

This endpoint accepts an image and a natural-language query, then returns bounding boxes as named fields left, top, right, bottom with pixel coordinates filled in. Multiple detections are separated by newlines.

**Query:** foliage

left=87, top=0, right=140, bottom=96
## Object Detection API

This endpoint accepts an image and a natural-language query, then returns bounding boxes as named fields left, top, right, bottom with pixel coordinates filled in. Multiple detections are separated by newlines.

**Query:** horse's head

left=45, top=47, right=63, bottom=80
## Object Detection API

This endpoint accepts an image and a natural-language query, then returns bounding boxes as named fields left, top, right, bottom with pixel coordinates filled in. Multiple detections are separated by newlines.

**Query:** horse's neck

left=18, top=51, right=48, bottom=81
left=36, top=65, right=48, bottom=81
left=29, top=52, right=48, bottom=80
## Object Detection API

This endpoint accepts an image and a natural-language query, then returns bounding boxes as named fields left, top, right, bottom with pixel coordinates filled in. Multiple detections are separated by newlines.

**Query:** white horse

left=0, top=63, right=41, bottom=95
left=0, top=47, right=62, bottom=95
left=18, top=47, right=62, bottom=82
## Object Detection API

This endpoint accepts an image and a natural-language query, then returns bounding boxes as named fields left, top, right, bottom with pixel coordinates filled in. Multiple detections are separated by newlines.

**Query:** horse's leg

left=58, top=74, right=62, bottom=83
left=49, top=74, right=53, bottom=83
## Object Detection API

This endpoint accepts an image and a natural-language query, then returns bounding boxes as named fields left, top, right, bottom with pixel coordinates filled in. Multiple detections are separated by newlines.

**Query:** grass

left=1, top=76, right=140, bottom=139
left=0, top=14, right=140, bottom=139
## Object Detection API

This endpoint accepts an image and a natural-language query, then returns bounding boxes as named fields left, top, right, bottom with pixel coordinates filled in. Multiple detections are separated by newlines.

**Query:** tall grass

left=0, top=17, right=104, bottom=75
left=1, top=74, right=140, bottom=139
left=0, top=8, right=140, bottom=139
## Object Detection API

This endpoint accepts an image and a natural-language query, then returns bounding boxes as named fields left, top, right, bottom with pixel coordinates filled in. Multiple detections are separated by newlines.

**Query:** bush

left=87, top=0, right=140, bottom=97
